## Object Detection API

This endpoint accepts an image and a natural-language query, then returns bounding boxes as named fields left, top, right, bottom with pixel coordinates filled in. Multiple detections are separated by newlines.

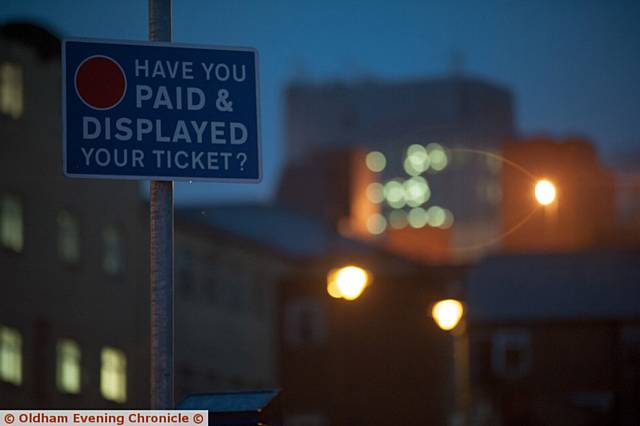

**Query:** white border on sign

left=62, top=37, right=262, bottom=183
left=74, top=54, right=128, bottom=111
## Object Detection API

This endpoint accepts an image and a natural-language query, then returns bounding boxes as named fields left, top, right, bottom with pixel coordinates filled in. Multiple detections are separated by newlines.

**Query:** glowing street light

left=431, top=298, right=470, bottom=423
left=327, top=266, right=370, bottom=301
left=534, top=179, right=556, bottom=206
left=431, top=299, right=464, bottom=331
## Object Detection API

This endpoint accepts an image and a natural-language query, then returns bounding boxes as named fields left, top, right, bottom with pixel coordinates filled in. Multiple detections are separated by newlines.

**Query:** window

left=103, top=226, right=124, bottom=275
left=56, top=339, right=81, bottom=394
left=492, top=329, right=532, bottom=380
left=0, top=325, right=22, bottom=385
left=100, top=347, right=126, bottom=403
left=0, top=63, right=23, bottom=119
left=285, top=300, right=327, bottom=347
left=58, top=210, right=80, bottom=263
left=1, top=194, right=23, bottom=252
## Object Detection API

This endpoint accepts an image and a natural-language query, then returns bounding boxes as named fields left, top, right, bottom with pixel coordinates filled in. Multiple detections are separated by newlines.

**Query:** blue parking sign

left=62, top=38, right=261, bottom=182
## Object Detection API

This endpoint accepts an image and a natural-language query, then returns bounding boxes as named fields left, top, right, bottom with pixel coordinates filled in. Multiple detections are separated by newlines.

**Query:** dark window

left=491, top=329, right=532, bottom=380
left=103, top=225, right=125, bottom=275
left=285, top=300, right=327, bottom=347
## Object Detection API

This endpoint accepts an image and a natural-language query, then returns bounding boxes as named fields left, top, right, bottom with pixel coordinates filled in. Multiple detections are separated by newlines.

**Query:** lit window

left=103, top=226, right=124, bottom=275
left=0, top=325, right=22, bottom=385
left=0, top=63, right=23, bottom=119
left=58, top=210, right=80, bottom=263
left=1, top=194, right=23, bottom=252
left=56, top=339, right=81, bottom=394
left=100, top=347, right=126, bottom=403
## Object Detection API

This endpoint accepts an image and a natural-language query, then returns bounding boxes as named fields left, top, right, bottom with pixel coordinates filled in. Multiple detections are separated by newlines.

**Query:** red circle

left=75, top=56, right=126, bottom=109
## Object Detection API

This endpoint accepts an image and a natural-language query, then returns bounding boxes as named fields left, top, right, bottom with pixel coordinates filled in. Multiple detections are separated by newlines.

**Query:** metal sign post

left=149, top=0, right=174, bottom=410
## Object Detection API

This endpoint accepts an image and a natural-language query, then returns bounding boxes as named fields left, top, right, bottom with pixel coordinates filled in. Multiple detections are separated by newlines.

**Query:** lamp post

left=432, top=299, right=470, bottom=426
left=534, top=179, right=558, bottom=247
left=325, top=265, right=370, bottom=424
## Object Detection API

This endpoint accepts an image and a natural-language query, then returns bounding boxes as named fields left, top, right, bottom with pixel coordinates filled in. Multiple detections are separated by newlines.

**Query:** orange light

left=534, top=179, right=556, bottom=206
left=431, top=299, right=464, bottom=331
left=327, top=266, right=370, bottom=301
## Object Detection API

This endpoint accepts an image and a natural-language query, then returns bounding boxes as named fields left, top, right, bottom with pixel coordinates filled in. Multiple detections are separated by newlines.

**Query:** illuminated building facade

left=281, top=77, right=515, bottom=262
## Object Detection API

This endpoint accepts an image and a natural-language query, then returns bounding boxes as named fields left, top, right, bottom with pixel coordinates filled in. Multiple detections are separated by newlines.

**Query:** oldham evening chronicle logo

left=62, top=38, right=261, bottom=182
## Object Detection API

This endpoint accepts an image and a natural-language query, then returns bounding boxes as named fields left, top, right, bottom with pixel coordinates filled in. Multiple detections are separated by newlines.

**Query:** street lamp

left=327, top=266, right=370, bottom=301
left=431, top=299, right=464, bottom=331
left=431, top=298, right=470, bottom=425
left=534, top=179, right=556, bottom=206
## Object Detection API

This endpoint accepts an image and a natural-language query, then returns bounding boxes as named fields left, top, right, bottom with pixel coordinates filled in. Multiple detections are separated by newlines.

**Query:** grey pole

left=149, top=0, right=174, bottom=410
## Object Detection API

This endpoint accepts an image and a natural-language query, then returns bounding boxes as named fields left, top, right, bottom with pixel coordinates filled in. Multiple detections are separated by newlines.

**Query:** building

left=0, top=22, right=149, bottom=408
left=0, top=22, right=286, bottom=408
left=281, top=258, right=469, bottom=426
left=181, top=204, right=470, bottom=425
left=280, top=77, right=515, bottom=262
left=466, top=252, right=640, bottom=425
left=609, top=151, right=640, bottom=247
left=173, top=214, right=290, bottom=400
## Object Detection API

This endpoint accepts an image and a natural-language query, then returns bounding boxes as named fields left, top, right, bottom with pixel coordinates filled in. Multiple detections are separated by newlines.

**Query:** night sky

left=2, top=0, right=639, bottom=203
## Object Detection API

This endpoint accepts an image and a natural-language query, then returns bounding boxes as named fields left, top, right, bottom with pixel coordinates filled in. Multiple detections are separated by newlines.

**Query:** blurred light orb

left=384, top=180, right=405, bottom=205
left=535, top=179, right=556, bottom=205
left=430, top=150, right=448, bottom=171
left=404, top=176, right=429, bottom=198
left=432, top=299, right=464, bottom=331
left=408, top=207, right=429, bottom=228
left=389, top=210, right=408, bottom=229
left=366, top=183, right=384, bottom=204
left=327, top=266, right=369, bottom=301
left=404, top=178, right=430, bottom=207
left=404, top=157, right=423, bottom=176
left=327, top=280, right=343, bottom=299
left=366, top=151, right=386, bottom=172
left=388, top=199, right=406, bottom=209
left=440, top=209, right=455, bottom=229
left=426, top=143, right=448, bottom=171
left=366, top=213, right=387, bottom=235
left=407, top=143, right=427, bottom=157
left=427, top=206, right=446, bottom=227
left=407, top=144, right=429, bottom=166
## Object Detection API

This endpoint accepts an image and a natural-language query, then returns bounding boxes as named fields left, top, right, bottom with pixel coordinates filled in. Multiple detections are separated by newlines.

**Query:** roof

left=177, top=203, right=435, bottom=274
left=0, top=22, right=60, bottom=61
left=178, top=203, right=369, bottom=258
left=467, top=251, right=640, bottom=322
